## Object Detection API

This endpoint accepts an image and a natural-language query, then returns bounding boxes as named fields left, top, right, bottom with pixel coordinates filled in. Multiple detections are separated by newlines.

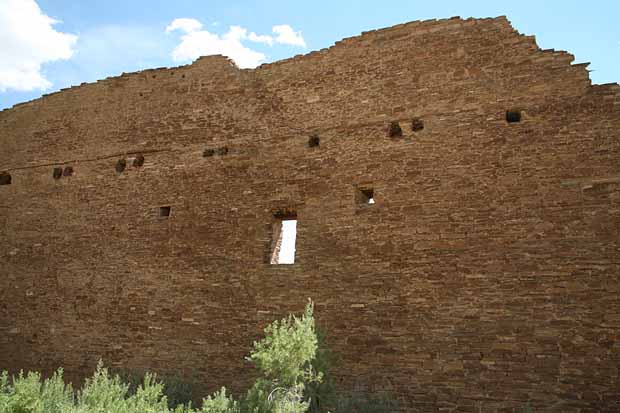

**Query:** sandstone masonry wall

left=1, top=16, right=619, bottom=411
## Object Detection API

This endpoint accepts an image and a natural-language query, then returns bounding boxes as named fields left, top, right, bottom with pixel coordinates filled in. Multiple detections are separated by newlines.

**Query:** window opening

left=506, top=110, right=522, bottom=123
left=133, top=155, right=145, bottom=167
left=388, top=121, right=403, bottom=137
left=159, top=206, right=171, bottom=217
left=115, top=159, right=126, bottom=173
left=0, top=171, right=11, bottom=185
left=357, top=188, right=375, bottom=205
left=308, top=134, right=320, bottom=148
left=270, top=212, right=297, bottom=264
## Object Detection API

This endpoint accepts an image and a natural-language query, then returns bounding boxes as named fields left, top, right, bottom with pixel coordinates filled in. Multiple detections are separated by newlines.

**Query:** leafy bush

left=200, top=388, right=240, bottom=413
left=0, top=301, right=403, bottom=413
left=305, top=329, right=336, bottom=413
left=0, top=302, right=320, bottom=413
left=0, top=363, right=224, bottom=413
left=243, top=301, right=319, bottom=413
left=0, top=369, right=74, bottom=413
left=113, top=368, right=197, bottom=408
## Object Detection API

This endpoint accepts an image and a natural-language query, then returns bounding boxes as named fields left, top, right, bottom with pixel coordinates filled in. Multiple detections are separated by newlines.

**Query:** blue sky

left=1, top=0, right=619, bottom=110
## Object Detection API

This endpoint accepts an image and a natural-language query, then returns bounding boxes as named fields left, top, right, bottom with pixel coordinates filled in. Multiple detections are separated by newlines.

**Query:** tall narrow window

left=270, top=211, right=297, bottom=265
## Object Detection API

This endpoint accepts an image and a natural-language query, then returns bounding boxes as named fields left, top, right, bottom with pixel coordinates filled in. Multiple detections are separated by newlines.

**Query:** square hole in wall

left=506, top=110, right=522, bottom=123
left=0, top=172, right=11, bottom=185
left=115, top=159, right=127, bottom=173
left=159, top=206, right=171, bottom=217
left=133, top=155, right=145, bottom=167
left=411, top=118, right=424, bottom=132
left=270, top=211, right=297, bottom=265
left=357, top=188, right=375, bottom=205
left=308, top=134, right=320, bottom=148
left=387, top=121, right=403, bottom=138
left=52, top=167, right=62, bottom=180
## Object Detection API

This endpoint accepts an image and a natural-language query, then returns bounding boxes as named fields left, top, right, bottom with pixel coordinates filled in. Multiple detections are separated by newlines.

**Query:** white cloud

left=273, top=24, right=306, bottom=47
left=166, top=19, right=306, bottom=68
left=165, top=18, right=202, bottom=34
left=0, top=0, right=77, bottom=92
left=248, top=32, right=274, bottom=46
left=224, top=25, right=272, bottom=45
left=167, top=23, right=266, bottom=68
left=224, top=25, right=248, bottom=41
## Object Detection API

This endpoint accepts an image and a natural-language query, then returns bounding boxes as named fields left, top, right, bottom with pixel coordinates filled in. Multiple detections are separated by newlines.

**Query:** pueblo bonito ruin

left=1, top=16, right=619, bottom=412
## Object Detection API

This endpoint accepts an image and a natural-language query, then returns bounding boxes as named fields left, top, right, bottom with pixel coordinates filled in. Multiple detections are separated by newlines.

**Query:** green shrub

left=3, top=300, right=400, bottom=413
left=113, top=368, right=197, bottom=408
left=305, top=329, right=337, bottom=413
left=243, top=301, right=319, bottom=413
left=75, top=361, right=170, bottom=413
left=199, top=388, right=239, bottom=413
left=164, top=373, right=198, bottom=408
left=248, top=302, right=319, bottom=387
left=0, top=369, right=74, bottom=413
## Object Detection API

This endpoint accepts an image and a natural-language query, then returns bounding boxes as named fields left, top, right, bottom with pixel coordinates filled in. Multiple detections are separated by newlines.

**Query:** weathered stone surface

left=1, top=16, right=619, bottom=411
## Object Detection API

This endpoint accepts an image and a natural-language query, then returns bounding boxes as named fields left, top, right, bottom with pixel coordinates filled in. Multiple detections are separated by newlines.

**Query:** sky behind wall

left=0, top=0, right=619, bottom=110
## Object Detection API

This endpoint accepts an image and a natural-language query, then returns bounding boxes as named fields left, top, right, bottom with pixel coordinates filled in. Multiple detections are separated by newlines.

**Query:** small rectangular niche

left=388, top=121, right=403, bottom=138
left=0, top=172, right=11, bottom=185
left=357, top=188, right=375, bottom=205
left=270, top=211, right=297, bottom=265
left=159, top=206, right=171, bottom=218
left=506, top=110, right=522, bottom=123
left=308, top=134, right=320, bottom=148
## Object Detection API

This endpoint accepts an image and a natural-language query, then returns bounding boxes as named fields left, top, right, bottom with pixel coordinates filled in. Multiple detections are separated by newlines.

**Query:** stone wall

left=1, top=16, right=619, bottom=411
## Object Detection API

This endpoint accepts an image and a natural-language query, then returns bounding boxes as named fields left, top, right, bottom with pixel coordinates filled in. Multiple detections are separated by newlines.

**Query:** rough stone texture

left=1, top=16, right=619, bottom=412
